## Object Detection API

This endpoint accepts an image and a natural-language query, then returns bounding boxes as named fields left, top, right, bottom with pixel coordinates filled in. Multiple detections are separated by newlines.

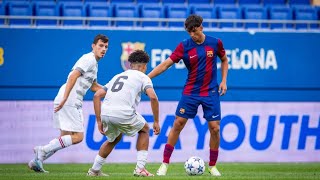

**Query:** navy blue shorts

left=175, top=93, right=221, bottom=121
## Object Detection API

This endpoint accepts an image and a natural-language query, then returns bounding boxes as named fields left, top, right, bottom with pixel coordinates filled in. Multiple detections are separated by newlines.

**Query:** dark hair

left=128, top=50, right=150, bottom=64
left=185, top=14, right=203, bottom=32
left=93, top=34, right=109, bottom=44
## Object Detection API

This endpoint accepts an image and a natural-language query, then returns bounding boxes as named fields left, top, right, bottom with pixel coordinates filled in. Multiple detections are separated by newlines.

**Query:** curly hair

left=128, top=50, right=150, bottom=64
left=185, top=14, right=203, bottom=32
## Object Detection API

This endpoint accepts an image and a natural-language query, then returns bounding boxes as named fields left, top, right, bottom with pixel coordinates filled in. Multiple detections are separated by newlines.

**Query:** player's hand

left=219, top=81, right=227, bottom=96
left=153, top=122, right=160, bottom=135
left=54, top=98, right=67, bottom=112
left=97, top=120, right=104, bottom=135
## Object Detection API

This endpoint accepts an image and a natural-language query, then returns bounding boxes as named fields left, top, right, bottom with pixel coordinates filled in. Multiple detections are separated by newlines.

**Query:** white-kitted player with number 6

left=87, top=50, right=160, bottom=177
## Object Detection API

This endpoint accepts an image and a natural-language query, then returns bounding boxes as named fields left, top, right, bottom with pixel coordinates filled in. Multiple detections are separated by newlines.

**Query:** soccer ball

left=184, top=156, right=205, bottom=176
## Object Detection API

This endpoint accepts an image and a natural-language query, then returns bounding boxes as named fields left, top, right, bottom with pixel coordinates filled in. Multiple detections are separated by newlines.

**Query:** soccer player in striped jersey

left=28, top=34, right=109, bottom=173
left=148, top=14, right=229, bottom=176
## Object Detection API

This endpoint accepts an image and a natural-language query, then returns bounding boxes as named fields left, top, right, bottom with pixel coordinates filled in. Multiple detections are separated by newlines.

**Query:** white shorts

left=53, top=105, right=84, bottom=132
left=101, top=113, right=146, bottom=142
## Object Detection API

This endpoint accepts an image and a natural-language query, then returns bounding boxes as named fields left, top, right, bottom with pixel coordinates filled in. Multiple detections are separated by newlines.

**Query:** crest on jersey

left=179, top=108, right=185, bottom=114
left=207, top=50, right=213, bottom=57
left=121, top=42, right=146, bottom=71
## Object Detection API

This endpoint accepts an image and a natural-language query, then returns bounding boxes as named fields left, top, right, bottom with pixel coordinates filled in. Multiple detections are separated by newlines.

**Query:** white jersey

left=101, top=69, right=153, bottom=118
left=54, top=52, right=98, bottom=108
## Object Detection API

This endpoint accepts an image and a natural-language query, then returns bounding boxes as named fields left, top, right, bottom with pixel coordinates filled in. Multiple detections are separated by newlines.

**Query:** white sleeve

left=141, top=75, right=153, bottom=93
left=73, top=55, right=94, bottom=75
left=103, top=82, right=110, bottom=92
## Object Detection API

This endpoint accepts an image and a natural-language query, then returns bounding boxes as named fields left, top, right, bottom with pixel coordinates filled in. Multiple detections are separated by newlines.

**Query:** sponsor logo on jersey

left=121, top=42, right=146, bottom=71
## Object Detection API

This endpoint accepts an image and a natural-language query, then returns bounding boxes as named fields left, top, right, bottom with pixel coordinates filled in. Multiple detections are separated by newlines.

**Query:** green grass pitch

left=0, top=163, right=319, bottom=180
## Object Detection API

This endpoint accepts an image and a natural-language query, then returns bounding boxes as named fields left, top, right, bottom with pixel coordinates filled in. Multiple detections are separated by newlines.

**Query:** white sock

left=136, top=150, right=148, bottom=169
left=43, top=150, right=56, bottom=161
left=92, top=155, right=106, bottom=171
left=43, top=135, right=72, bottom=153
left=42, top=139, right=58, bottom=161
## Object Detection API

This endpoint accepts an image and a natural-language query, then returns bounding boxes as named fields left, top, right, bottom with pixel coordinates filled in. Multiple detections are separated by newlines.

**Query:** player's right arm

left=148, top=42, right=184, bottom=79
left=148, top=58, right=174, bottom=79
left=93, top=87, right=107, bottom=135
left=54, top=69, right=81, bottom=112
left=145, top=88, right=160, bottom=135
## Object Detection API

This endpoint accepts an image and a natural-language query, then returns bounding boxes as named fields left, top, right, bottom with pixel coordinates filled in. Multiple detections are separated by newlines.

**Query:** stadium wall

left=0, top=29, right=320, bottom=101
left=0, top=28, right=319, bottom=163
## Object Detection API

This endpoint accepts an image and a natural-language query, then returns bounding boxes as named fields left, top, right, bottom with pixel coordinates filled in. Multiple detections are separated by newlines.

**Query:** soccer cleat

left=133, top=168, right=154, bottom=177
left=28, top=159, right=42, bottom=172
left=87, top=168, right=109, bottom=176
left=29, top=146, right=49, bottom=173
left=156, top=163, right=168, bottom=176
left=35, top=159, right=49, bottom=173
left=208, top=166, right=221, bottom=176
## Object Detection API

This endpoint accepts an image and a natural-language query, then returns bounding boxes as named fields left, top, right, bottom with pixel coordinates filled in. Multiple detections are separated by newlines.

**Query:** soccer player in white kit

left=28, top=34, right=109, bottom=173
left=87, top=50, right=160, bottom=177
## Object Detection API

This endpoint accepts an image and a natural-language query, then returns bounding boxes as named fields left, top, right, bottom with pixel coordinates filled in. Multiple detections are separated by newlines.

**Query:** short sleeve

left=103, top=83, right=109, bottom=92
left=74, top=55, right=95, bottom=75
left=217, top=39, right=226, bottom=58
left=141, top=75, right=153, bottom=93
left=169, top=43, right=184, bottom=63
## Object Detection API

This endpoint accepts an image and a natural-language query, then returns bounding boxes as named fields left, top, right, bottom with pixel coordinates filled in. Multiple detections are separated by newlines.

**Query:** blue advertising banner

left=0, top=29, right=319, bottom=101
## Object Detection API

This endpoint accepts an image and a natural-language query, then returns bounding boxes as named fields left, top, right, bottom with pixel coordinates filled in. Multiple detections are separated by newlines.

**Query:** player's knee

left=114, top=134, right=123, bottom=144
left=209, top=125, right=220, bottom=135
left=140, top=123, right=150, bottom=134
left=173, top=120, right=185, bottom=131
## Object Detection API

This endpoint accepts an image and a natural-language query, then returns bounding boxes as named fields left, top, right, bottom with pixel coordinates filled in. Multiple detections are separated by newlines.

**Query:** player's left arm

left=90, top=80, right=103, bottom=92
left=143, top=75, right=160, bottom=135
left=93, top=87, right=107, bottom=135
left=145, top=87, right=160, bottom=135
left=217, top=39, right=228, bottom=96
left=219, top=54, right=228, bottom=96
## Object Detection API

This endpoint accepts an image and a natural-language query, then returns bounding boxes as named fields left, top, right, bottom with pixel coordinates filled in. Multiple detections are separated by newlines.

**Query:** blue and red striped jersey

left=170, top=35, right=226, bottom=96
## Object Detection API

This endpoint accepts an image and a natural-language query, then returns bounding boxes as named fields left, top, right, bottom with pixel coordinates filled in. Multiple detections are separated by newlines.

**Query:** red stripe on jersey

left=200, top=46, right=214, bottom=96
left=217, top=39, right=226, bottom=58
left=183, top=48, right=198, bottom=95
left=170, top=43, right=184, bottom=63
